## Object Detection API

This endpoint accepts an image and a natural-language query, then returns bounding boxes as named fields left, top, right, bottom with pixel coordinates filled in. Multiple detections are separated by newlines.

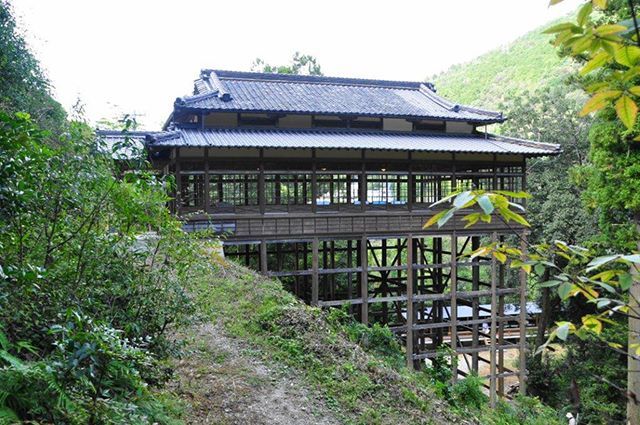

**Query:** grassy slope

left=180, top=255, right=561, bottom=425
left=432, top=21, right=575, bottom=111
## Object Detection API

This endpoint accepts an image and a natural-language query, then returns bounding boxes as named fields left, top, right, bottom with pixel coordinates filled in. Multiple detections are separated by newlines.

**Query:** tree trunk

left=628, top=212, right=640, bottom=425
left=535, top=269, right=552, bottom=351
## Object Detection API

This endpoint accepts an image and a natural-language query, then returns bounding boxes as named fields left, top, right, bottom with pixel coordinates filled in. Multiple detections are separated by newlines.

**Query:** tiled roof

left=96, top=130, right=152, bottom=159
left=146, top=128, right=560, bottom=157
left=173, top=70, right=505, bottom=124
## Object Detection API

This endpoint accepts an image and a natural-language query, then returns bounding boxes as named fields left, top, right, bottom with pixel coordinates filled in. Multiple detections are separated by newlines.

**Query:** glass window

left=316, top=174, right=360, bottom=205
left=265, top=174, right=312, bottom=205
left=366, top=173, right=408, bottom=205
left=210, top=174, right=259, bottom=206
left=180, top=173, right=205, bottom=208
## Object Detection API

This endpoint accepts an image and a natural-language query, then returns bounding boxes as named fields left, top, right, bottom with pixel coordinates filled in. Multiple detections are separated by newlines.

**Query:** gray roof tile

left=147, top=128, right=560, bottom=157
left=174, top=70, right=504, bottom=124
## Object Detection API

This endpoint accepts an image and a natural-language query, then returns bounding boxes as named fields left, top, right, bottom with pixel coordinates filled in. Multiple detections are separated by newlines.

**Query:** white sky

left=13, top=0, right=581, bottom=129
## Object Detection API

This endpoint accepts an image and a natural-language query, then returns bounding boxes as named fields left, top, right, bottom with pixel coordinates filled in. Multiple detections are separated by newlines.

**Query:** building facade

left=105, top=69, right=560, bottom=402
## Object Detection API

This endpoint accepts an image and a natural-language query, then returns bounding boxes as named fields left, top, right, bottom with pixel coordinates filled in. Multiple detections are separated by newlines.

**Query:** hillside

left=166, top=258, right=562, bottom=425
left=432, top=21, right=576, bottom=111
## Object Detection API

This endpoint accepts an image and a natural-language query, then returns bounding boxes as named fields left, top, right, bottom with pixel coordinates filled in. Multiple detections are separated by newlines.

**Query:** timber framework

left=100, top=70, right=560, bottom=404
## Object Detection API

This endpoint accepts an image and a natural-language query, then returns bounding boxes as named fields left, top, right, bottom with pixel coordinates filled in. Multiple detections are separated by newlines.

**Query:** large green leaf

left=477, top=195, right=494, bottom=215
left=615, top=95, right=638, bottom=129
left=555, top=322, right=571, bottom=341
left=587, top=254, right=621, bottom=271
left=614, top=46, right=640, bottom=67
left=579, top=89, right=621, bottom=116
left=558, top=282, right=576, bottom=300
left=580, top=51, right=610, bottom=75
left=542, top=22, right=580, bottom=34
left=453, top=191, right=474, bottom=208
left=577, top=2, right=593, bottom=26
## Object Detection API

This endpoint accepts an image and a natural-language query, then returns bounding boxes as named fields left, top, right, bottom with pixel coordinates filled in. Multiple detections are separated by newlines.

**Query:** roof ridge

left=203, top=69, right=426, bottom=90
left=418, top=85, right=502, bottom=119
left=490, top=133, right=561, bottom=151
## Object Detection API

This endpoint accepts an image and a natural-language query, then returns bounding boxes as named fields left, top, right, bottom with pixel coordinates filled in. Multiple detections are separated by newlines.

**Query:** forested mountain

left=431, top=14, right=631, bottom=424
left=432, top=20, right=576, bottom=111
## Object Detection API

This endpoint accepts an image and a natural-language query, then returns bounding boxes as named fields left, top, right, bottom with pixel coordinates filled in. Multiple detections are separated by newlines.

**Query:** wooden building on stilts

left=102, top=70, right=560, bottom=404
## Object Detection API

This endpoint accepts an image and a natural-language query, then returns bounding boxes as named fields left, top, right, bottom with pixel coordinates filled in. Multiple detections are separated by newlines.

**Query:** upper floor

left=167, top=70, right=505, bottom=133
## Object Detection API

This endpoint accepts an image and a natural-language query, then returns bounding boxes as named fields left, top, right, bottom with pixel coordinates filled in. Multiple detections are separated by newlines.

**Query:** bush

left=0, top=111, right=199, bottom=422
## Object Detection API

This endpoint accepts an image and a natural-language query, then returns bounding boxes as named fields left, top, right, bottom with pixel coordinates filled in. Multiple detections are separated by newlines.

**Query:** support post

left=361, top=236, right=369, bottom=325
left=471, top=236, right=480, bottom=372
left=450, top=232, right=458, bottom=383
left=175, top=148, right=181, bottom=215
left=204, top=148, right=210, bottom=213
left=312, top=237, right=319, bottom=306
left=360, top=150, right=366, bottom=212
left=519, top=230, right=528, bottom=396
left=406, top=234, right=414, bottom=369
left=260, top=240, right=268, bottom=275
left=490, top=232, right=498, bottom=407
left=258, top=149, right=265, bottom=214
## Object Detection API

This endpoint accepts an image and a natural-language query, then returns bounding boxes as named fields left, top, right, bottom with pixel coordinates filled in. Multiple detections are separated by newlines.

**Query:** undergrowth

left=194, top=259, right=562, bottom=425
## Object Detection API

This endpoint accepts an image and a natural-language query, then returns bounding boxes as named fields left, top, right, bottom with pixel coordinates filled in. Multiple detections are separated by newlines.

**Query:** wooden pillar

left=490, top=232, right=498, bottom=407
left=450, top=232, right=458, bottom=383
left=347, top=240, right=353, bottom=300
left=204, top=148, right=210, bottom=213
left=312, top=237, right=319, bottom=306
left=361, top=235, right=369, bottom=324
left=312, top=149, right=317, bottom=213
left=360, top=150, right=366, bottom=212
left=498, top=235, right=506, bottom=396
left=382, top=239, right=388, bottom=323
left=258, top=149, right=265, bottom=214
left=408, top=152, right=413, bottom=212
left=471, top=236, right=480, bottom=372
left=175, top=148, right=182, bottom=215
left=260, top=240, right=268, bottom=275
left=406, top=234, right=414, bottom=369
left=519, top=230, right=528, bottom=396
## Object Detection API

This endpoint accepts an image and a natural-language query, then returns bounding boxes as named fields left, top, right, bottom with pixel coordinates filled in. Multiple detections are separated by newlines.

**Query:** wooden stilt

left=361, top=235, right=369, bottom=325
left=519, top=231, right=528, bottom=395
left=260, top=240, right=268, bottom=275
left=450, top=232, right=458, bottom=383
left=489, top=232, right=498, bottom=407
left=312, top=237, right=319, bottom=306
left=406, top=234, right=414, bottom=369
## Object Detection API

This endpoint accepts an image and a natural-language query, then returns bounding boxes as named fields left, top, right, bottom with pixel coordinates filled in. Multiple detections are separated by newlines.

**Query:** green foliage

left=0, top=1, right=66, bottom=130
left=578, top=111, right=640, bottom=250
left=500, top=84, right=597, bottom=245
left=433, top=22, right=574, bottom=111
left=0, top=110, right=203, bottom=422
left=195, top=258, right=561, bottom=424
left=251, top=51, right=323, bottom=75
left=527, top=325, right=627, bottom=424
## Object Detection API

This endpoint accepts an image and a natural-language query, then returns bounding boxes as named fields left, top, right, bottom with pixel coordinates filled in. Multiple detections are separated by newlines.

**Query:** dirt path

left=169, top=323, right=341, bottom=425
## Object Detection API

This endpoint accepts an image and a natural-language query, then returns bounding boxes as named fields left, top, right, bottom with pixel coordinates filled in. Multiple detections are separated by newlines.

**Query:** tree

left=251, top=51, right=323, bottom=75
left=0, top=1, right=65, bottom=131
left=543, top=1, right=640, bottom=422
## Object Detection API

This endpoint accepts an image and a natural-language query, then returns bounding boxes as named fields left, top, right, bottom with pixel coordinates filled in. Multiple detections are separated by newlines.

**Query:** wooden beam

left=260, top=240, right=268, bottom=275
left=490, top=232, right=498, bottom=408
left=361, top=236, right=369, bottom=324
left=258, top=148, right=265, bottom=214
left=406, top=233, right=414, bottom=369
left=312, top=237, right=319, bottom=306
left=519, top=230, right=528, bottom=395
left=450, top=232, right=458, bottom=383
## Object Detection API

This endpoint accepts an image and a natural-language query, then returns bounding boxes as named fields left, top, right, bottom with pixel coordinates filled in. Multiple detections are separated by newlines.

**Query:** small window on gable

left=239, top=113, right=278, bottom=127
left=313, top=115, right=348, bottom=128
left=413, top=120, right=446, bottom=132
